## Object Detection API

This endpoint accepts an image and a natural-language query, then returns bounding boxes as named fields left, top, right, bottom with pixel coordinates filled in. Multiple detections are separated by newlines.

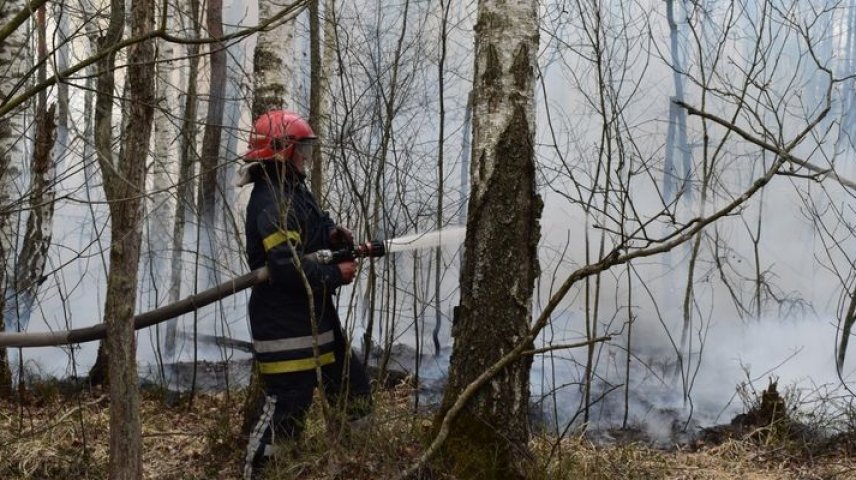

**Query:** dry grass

left=530, top=436, right=856, bottom=479
left=0, top=385, right=246, bottom=479
left=2, top=381, right=856, bottom=479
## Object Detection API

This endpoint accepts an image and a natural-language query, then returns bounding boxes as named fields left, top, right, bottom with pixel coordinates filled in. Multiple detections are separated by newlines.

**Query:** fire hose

left=0, top=241, right=386, bottom=348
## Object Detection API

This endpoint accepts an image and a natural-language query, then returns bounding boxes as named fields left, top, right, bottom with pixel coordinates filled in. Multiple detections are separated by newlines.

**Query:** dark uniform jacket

left=245, top=162, right=345, bottom=374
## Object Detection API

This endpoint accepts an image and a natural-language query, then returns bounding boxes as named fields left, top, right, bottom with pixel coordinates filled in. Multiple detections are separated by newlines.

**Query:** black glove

left=329, top=226, right=354, bottom=249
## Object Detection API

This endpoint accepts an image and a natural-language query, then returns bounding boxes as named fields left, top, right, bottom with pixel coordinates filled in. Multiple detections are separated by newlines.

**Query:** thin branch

left=0, top=0, right=309, bottom=118
left=0, top=0, right=50, bottom=47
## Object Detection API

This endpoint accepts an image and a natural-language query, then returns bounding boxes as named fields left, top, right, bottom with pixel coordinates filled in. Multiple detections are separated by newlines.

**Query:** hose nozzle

left=353, top=239, right=386, bottom=259
left=309, top=240, right=387, bottom=264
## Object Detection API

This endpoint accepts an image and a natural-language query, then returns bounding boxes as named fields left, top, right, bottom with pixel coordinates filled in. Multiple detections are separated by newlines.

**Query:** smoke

left=530, top=311, right=856, bottom=439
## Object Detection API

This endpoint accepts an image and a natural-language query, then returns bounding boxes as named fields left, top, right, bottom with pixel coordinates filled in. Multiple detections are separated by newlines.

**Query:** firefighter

left=241, top=109, right=372, bottom=479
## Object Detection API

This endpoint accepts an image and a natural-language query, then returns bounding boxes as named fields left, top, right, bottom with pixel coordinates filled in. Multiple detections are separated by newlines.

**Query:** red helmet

left=244, top=110, right=317, bottom=161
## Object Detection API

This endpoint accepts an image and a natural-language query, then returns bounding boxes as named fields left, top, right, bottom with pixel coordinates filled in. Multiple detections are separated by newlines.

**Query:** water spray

left=306, top=226, right=467, bottom=264
left=385, top=225, right=467, bottom=254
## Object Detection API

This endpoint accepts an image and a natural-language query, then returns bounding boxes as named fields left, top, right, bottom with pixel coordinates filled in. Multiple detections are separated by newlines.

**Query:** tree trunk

left=435, top=0, right=541, bottom=477
left=101, top=0, right=155, bottom=475
left=200, top=0, right=225, bottom=232
left=664, top=0, right=691, bottom=203
left=458, top=90, right=472, bottom=225
left=308, top=0, right=323, bottom=199
left=148, top=1, right=179, bottom=340
left=8, top=102, right=56, bottom=341
left=315, top=0, right=337, bottom=205
left=0, top=0, right=30, bottom=396
left=433, top=0, right=450, bottom=358
left=87, top=0, right=125, bottom=386
left=5, top=0, right=60, bottom=348
left=196, top=0, right=226, bottom=298
left=149, top=66, right=176, bottom=376
left=166, top=0, right=201, bottom=360
left=253, top=0, right=297, bottom=116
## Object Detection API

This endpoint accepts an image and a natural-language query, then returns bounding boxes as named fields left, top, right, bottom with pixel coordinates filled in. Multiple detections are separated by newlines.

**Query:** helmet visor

left=293, top=141, right=315, bottom=160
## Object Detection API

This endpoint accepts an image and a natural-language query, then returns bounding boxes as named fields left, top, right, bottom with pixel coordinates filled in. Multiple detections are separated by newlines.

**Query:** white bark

left=253, top=0, right=297, bottom=114
left=0, top=0, right=32, bottom=333
left=469, top=1, right=538, bottom=205
left=146, top=17, right=180, bottom=313
left=165, top=0, right=201, bottom=359
left=4, top=4, right=64, bottom=334
left=9, top=104, right=56, bottom=335
left=437, top=0, right=540, bottom=474
left=52, top=1, right=70, bottom=174
left=320, top=0, right=335, bottom=154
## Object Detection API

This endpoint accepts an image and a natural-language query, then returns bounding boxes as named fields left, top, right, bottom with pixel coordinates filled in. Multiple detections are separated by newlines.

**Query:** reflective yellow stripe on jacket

left=258, top=352, right=336, bottom=374
left=263, top=230, right=301, bottom=251
left=253, top=330, right=335, bottom=354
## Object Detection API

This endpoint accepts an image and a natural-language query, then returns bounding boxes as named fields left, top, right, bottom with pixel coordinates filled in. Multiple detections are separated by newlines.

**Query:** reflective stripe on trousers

left=244, top=395, right=276, bottom=480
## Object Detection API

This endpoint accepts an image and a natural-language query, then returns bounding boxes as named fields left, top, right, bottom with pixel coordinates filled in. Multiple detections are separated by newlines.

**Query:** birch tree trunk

left=458, top=91, right=472, bottom=224
left=0, top=0, right=31, bottom=395
left=166, top=0, right=201, bottom=359
left=148, top=4, right=179, bottom=310
left=9, top=102, right=56, bottom=343
left=253, top=0, right=297, bottom=116
left=316, top=0, right=337, bottom=203
left=435, top=0, right=541, bottom=477
left=148, top=4, right=181, bottom=374
left=6, top=1, right=61, bottom=346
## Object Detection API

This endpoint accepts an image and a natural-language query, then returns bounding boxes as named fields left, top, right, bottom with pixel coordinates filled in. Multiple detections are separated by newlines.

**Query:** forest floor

left=1, top=380, right=856, bottom=479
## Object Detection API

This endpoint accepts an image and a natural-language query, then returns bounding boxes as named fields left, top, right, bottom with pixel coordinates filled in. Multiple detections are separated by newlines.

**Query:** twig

left=2, top=394, right=107, bottom=444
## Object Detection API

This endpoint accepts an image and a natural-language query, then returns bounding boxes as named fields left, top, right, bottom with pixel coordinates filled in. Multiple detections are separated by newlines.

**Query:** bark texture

left=195, top=0, right=226, bottom=300
left=308, top=0, right=323, bottom=198
left=199, top=0, right=225, bottom=229
left=0, top=0, right=30, bottom=395
left=9, top=103, right=56, bottom=336
left=5, top=1, right=59, bottom=339
left=148, top=8, right=179, bottom=314
left=166, top=0, right=201, bottom=358
left=103, top=0, right=155, bottom=475
left=87, top=0, right=125, bottom=386
left=252, top=0, right=296, bottom=116
left=435, top=1, right=541, bottom=478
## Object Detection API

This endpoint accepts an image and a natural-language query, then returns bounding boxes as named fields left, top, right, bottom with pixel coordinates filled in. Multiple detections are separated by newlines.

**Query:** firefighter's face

left=289, top=142, right=314, bottom=174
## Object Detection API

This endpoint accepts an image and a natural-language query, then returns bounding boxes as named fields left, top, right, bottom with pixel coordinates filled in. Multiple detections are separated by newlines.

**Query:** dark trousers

left=243, top=345, right=372, bottom=480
